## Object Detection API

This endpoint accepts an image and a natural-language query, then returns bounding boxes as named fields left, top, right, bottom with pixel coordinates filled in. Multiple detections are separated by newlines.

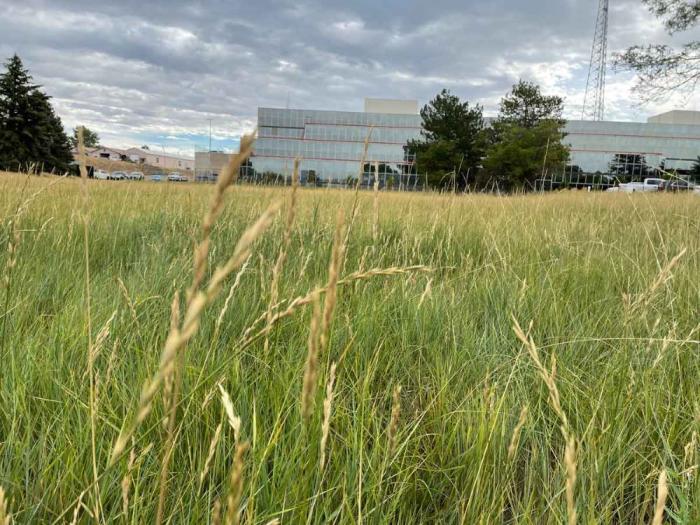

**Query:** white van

left=94, top=169, right=110, bottom=180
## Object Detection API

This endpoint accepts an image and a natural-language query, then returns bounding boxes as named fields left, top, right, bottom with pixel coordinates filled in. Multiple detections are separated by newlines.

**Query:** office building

left=250, top=100, right=700, bottom=187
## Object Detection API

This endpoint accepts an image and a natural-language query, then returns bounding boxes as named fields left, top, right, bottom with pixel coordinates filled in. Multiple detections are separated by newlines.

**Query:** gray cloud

left=0, top=0, right=698, bottom=153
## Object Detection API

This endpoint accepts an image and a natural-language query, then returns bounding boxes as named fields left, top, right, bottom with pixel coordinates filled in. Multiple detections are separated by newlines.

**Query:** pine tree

left=0, top=54, right=72, bottom=173
left=0, top=54, right=36, bottom=170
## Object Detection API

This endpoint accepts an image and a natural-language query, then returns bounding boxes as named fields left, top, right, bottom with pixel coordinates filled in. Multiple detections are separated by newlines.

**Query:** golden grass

left=1, top=169, right=699, bottom=523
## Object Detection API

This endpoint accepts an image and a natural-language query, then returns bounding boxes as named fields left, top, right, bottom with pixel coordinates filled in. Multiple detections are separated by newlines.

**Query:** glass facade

left=250, top=106, right=700, bottom=188
left=250, top=107, right=422, bottom=187
left=564, top=120, right=700, bottom=182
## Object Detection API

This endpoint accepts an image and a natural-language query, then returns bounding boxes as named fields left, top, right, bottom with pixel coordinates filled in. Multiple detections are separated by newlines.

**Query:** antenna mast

left=582, top=0, right=609, bottom=120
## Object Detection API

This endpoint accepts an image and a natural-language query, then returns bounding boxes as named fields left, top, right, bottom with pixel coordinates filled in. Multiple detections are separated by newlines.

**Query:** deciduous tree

left=69, top=126, right=100, bottom=149
left=616, top=0, right=700, bottom=100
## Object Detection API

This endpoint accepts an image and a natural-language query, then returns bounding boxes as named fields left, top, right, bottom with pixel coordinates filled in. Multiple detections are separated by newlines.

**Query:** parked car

left=94, top=169, right=110, bottom=180
left=658, top=179, right=695, bottom=192
left=126, top=171, right=145, bottom=180
left=149, top=173, right=164, bottom=182
left=110, top=171, right=127, bottom=180
left=607, top=178, right=665, bottom=193
left=167, top=172, right=188, bottom=182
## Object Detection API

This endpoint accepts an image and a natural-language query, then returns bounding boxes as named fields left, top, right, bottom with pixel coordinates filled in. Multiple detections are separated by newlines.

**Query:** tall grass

left=0, top=170, right=699, bottom=523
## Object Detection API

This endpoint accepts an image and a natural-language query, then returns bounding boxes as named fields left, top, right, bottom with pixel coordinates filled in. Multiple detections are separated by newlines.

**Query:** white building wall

left=647, top=110, right=700, bottom=126
left=364, top=98, right=418, bottom=115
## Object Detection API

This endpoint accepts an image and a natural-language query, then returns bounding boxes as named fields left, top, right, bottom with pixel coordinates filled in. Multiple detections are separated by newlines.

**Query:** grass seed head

left=652, top=469, right=668, bottom=525
left=319, top=362, right=337, bottom=472
left=224, top=441, right=249, bottom=525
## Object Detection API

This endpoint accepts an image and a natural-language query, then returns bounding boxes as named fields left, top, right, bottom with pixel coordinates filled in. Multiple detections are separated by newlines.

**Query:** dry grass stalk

left=219, top=385, right=242, bottom=443
left=69, top=490, right=85, bottom=525
left=121, top=441, right=136, bottom=518
left=224, top=441, right=250, bottom=525
left=110, top=201, right=280, bottom=466
left=89, top=312, right=116, bottom=364
left=211, top=499, right=222, bottom=525
left=156, top=293, right=183, bottom=525
left=117, top=277, right=139, bottom=327
left=372, top=160, right=380, bottom=243
left=653, top=322, right=677, bottom=368
left=0, top=487, right=11, bottom=525
left=77, top=125, right=103, bottom=524
left=88, top=312, right=116, bottom=411
left=418, top=277, right=433, bottom=308
left=77, top=126, right=88, bottom=186
left=201, top=379, right=223, bottom=411
left=215, top=256, right=251, bottom=335
left=513, top=319, right=569, bottom=432
left=342, top=127, right=373, bottom=265
left=564, top=435, right=577, bottom=525
left=264, top=158, right=300, bottom=354
left=652, top=469, right=668, bottom=525
left=513, top=318, right=577, bottom=525
left=357, top=246, right=370, bottom=277
left=388, top=384, right=402, bottom=457
left=2, top=228, right=19, bottom=290
left=200, top=421, right=224, bottom=487
left=240, top=265, right=432, bottom=348
left=319, top=362, right=337, bottom=472
left=627, top=248, right=686, bottom=314
left=684, top=431, right=697, bottom=481
left=188, top=133, right=256, bottom=305
left=301, top=290, right=322, bottom=420
left=507, top=405, right=529, bottom=460
left=320, top=212, right=345, bottom=356
left=104, top=338, right=119, bottom=386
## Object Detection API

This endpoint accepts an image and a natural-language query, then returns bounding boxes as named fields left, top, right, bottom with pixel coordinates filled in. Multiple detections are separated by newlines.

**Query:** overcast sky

left=1, top=0, right=699, bottom=156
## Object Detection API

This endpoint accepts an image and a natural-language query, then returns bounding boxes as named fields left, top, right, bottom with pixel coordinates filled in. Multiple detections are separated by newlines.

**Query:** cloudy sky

left=1, top=0, right=698, bottom=156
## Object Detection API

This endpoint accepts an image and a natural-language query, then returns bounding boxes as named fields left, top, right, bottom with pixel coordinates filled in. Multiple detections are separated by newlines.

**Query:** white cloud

left=0, top=0, right=698, bottom=150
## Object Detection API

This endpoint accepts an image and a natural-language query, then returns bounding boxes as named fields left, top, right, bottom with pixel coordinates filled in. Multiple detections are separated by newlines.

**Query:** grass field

left=1, top=170, right=699, bottom=524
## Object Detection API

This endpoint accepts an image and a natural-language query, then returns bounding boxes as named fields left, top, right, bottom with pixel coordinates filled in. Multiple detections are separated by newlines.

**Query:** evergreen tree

left=690, top=156, right=700, bottom=182
left=0, top=54, right=37, bottom=170
left=406, top=89, right=485, bottom=190
left=497, top=80, right=564, bottom=129
left=30, top=91, right=74, bottom=172
left=481, top=81, right=569, bottom=191
left=0, top=54, right=72, bottom=173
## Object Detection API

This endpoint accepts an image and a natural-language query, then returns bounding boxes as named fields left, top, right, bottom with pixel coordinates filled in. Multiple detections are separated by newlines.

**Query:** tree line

left=405, top=81, right=569, bottom=192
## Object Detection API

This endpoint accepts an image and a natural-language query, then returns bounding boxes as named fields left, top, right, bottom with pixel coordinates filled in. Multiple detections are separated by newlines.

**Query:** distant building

left=647, top=110, right=700, bottom=126
left=251, top=100, right=700, bottom=187
left=74, top=146, right=194, bottom=171
left=194, top=151, right=232, bottom=182
left=564, top=112, right=700, bottom=180
left=77, top=146, right=128, bottom=162
left=363, top=98, right=419, bottom=115
left=124, top=148, right=194, bottom=171
left=251, top=98, right=421, bottom=188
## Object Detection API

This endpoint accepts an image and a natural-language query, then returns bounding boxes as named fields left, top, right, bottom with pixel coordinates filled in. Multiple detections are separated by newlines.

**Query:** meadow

left=0, top=167, right=699, bottom=524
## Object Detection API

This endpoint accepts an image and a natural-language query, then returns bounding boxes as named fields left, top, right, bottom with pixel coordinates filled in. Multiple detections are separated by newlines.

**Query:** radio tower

left=582, top=0, right=609, bottom=120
